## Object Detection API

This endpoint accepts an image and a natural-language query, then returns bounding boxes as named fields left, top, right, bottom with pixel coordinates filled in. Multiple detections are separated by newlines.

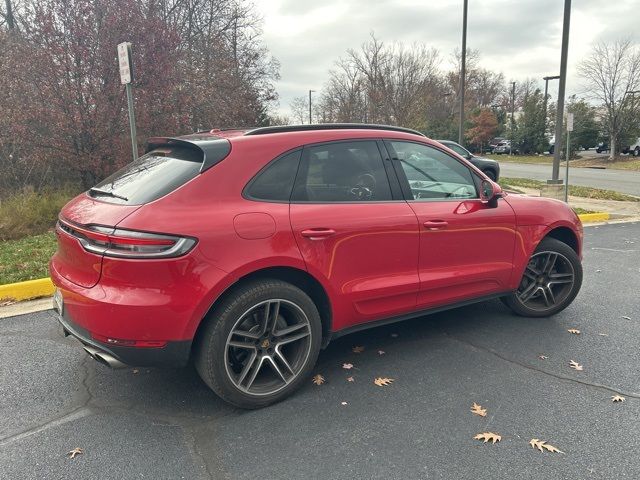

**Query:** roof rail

left=244, top=123, right=426, bottom=137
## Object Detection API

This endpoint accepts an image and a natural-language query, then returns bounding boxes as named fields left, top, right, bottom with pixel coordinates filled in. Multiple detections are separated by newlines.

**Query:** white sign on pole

left=117, top=42, right=132, bottom=85
left=566, top=112, right=574, bottom=132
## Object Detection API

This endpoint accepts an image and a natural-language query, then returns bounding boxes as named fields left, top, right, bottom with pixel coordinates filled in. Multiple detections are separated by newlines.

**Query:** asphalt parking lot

left=1, top=221, right=639, bottom=479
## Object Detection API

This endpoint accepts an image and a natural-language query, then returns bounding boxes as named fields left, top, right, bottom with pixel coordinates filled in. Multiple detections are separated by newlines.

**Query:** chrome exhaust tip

left=82, top=345, right=127, bottom=369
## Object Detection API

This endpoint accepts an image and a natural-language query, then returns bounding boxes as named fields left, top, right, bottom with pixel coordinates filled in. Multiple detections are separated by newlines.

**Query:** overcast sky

left=255, top=0, right=639, bottom=117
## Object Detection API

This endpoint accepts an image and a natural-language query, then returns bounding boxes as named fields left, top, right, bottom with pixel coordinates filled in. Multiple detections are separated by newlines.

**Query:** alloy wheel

left=516, top=251, right=575, bottom=312
left=224, top=299, right=312, bottom=396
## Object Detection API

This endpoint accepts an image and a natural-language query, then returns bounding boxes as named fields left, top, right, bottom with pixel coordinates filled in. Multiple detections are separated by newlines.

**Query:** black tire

left=634, top=147, right=640, bottom=157
left=502, top=237, right=582, bottom=317
left=483, top=169, right=497, bottom=181
left=194, top=279, right=322, bottom=409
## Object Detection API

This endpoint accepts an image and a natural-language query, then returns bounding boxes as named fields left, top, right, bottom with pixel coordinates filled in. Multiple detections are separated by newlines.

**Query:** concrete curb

left=0, top=278, right=55, bottom=302
left=0, top=211, right=620, bottom=305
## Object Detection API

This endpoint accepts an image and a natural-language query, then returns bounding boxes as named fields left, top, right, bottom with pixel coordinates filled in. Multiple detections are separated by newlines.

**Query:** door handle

left=301, top=228, right=336, bottom=239
left=423, top=220, right=448, bottom=230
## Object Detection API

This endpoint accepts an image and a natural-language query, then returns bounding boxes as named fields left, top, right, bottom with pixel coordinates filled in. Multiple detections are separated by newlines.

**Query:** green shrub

left=0, top=187, right=78, bottom=241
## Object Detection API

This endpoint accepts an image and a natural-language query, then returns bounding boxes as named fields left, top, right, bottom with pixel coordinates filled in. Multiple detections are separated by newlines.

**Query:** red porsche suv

left=50, top=124, right=583, bottom=408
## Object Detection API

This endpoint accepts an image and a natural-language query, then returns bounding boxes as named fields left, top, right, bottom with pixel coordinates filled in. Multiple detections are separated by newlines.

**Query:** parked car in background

left=488, top=137, right=505, bottom=152
left=621, top=137, right=640, bottom=156
left=51, top=124, right=583, bottom=408
left=595, top=142, right=609, bottom=153
left=493, top=140, right=518, bottom=155
left=437, top=140, right=501, bottom=181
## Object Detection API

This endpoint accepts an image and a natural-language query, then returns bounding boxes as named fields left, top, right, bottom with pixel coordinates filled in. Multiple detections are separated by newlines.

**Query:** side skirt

left=324, top=291, right=514, bottom=345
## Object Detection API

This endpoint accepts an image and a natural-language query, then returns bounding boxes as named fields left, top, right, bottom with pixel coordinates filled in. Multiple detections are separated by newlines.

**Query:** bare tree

left=578, top=39, right=640, bottom=159
left=320, top=34, right=442, bottom=128
left=289, top=96, right=308, bottom=124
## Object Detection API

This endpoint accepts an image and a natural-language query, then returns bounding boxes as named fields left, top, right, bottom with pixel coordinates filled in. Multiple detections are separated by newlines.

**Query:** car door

left=384, top=139, right=517, bottom=309
left=289, top=139, right=420, bottom=331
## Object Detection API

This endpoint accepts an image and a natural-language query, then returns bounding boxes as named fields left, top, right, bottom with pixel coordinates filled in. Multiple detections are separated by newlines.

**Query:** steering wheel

left=349, top=173, right=376, bottom=200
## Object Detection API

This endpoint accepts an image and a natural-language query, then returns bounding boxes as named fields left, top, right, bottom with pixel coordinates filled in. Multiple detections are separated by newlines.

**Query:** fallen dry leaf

left=471, top=402, right=487, bottom=417
left=474, top=432, right=501, bottom=444
left=374, top=377, right=394, bottom=386
left=622, top=316, right=631, bottom=320
left=342, top=363, right=353, bottom=370
left=567, top=328, right=580, bottom=335
left=312, top=374, right=325, bottom=385
left=569, top=360, right=584, bottom=371
left=132, top=369, right=139, bottom=374
left=612, top=395, right=625, bottom=403
left=529, top=439, right=563, bottom=453
left=341, top=401, right=348, bottom=406
left=67, top=448, right=83, bottom=459
left=346, top=376, right=354, bottom=382
left=0, top=300, right=16, bottom=307
left=378, top=350, right=385, bottom=355
left=352, top=346, right=365, bottom=353
left=538, top=355, right=548, bottom=360
left=598, top=333, right=609, bottom=337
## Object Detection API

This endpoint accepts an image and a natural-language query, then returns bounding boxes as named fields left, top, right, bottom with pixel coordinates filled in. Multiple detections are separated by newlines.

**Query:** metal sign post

left=564, top=113, right=573, bottom=203
left=118, top=42, right=138, bottom=160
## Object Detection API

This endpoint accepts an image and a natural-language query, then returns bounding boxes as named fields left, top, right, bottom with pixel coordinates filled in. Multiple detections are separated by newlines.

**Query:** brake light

left=57, top=220, right=196, bottom=259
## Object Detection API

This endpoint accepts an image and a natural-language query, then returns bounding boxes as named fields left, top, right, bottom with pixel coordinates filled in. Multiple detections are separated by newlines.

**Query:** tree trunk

left=609, top=134, right=616, bottom=161
left=5, top=0, right=15, bottom=30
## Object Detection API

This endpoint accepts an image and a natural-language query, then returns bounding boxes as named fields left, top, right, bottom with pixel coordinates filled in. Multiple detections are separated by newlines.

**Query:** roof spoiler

left=146, top=137, right=231, bottom=173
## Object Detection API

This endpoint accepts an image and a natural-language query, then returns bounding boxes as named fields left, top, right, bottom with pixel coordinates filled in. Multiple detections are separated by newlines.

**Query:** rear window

left=89, top=146, right=203, bottom=205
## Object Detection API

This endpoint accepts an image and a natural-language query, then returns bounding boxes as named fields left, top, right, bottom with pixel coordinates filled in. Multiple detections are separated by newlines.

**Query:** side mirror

left=480, top=179, right=503, bottom=208
left=466, top=154, right=473, bottom=160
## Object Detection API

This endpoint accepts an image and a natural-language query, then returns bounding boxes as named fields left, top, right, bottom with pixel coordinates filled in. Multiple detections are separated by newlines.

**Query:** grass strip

left=0, top=232, right=57, bottom=284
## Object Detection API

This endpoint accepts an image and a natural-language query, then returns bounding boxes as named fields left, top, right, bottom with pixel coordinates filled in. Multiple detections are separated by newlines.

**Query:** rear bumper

left=55, top=304, right=191, bottom=367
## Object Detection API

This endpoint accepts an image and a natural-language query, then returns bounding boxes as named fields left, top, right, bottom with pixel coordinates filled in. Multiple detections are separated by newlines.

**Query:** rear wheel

left=194, top=279, right=322, bottom=408
left=634, top=147, right=640, bottom=157
left=502, top=238, right=582, bottom=317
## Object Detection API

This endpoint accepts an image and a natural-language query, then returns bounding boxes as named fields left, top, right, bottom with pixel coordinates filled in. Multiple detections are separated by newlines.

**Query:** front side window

left=389, top=141, right=478, bottom=201
left=291, top=141, right=392, bottom=202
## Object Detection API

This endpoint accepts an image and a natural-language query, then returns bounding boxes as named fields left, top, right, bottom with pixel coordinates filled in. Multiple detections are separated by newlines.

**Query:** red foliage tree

left=466, top=108, right=499, bottom=153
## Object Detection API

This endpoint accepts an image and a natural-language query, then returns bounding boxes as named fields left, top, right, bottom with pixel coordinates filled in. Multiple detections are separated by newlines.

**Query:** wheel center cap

left=261, top=339, right=270, bottom=349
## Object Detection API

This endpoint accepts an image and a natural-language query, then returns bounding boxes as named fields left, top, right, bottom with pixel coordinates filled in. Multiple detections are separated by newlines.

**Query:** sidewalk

left=510, top=186, right=640, bottom=219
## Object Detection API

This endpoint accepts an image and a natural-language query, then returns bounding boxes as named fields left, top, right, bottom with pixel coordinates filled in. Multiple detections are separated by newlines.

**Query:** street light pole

left=308, top=90, right=315, bottom=125
left=543, top=75, right=560, bottom=142
left=458, top=0, right=468, bottom=145
left=509, top=81, right=516, bottom=156
left=552, top=0, right=572, bottom=181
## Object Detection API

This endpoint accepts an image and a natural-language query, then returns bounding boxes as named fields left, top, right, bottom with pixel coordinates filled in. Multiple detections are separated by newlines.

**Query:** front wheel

left=194, top=279, right=322, bottom=408
left=502, top=238, right=582, bottom=317
left=634, top=147, right=640, bottom=157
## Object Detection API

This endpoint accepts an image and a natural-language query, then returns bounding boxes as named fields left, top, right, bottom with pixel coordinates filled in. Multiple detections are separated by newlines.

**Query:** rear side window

left=245, top=150, right=301, bottom=201
left=90, top=146, right=204, bottom=205
left=291, top=141, right=392, bottom=202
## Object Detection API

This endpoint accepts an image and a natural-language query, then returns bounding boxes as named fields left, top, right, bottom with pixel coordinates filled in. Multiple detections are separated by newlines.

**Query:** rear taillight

left=57, top=220, right=196, bottom=259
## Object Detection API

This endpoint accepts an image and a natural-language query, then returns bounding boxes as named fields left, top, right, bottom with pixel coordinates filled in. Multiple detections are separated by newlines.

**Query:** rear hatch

left=54, top=137, right=230, bottom=288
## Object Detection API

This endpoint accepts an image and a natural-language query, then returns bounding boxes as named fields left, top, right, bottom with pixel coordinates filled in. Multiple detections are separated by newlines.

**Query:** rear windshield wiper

left=89, top=187, right=129, bottom=202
